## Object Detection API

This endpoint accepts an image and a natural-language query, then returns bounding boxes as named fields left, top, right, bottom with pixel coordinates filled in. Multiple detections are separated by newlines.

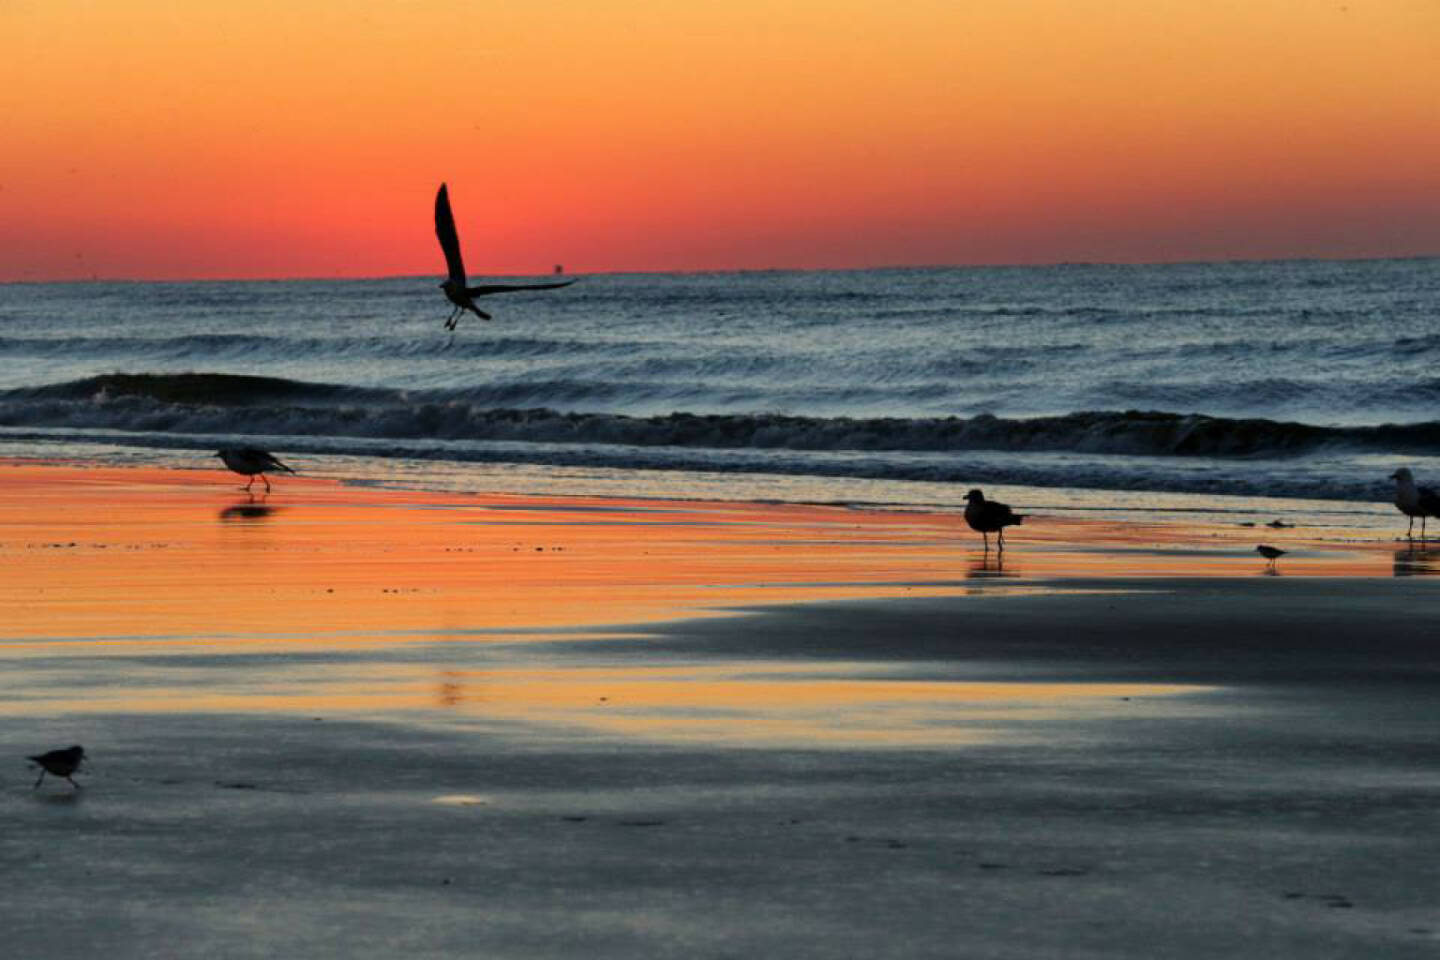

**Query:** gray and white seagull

left=435, top=183, right=575, bottom=331
left=963, top=488, right=1026, bottom=552
left=1390, top=467, right=1440, bottom=540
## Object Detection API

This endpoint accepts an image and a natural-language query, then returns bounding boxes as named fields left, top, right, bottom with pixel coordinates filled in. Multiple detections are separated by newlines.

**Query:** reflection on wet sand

left=3, top=656, right=1202, bottom=748
left=1393, top=545, right=1439, bottom=577
left=219, top=495, right=279, bottom=522
left=436, top=670, right=469, bottom=708
left=0, top=464, right=1408, bottom=651
left=966, top=552, right=1017, bottom=580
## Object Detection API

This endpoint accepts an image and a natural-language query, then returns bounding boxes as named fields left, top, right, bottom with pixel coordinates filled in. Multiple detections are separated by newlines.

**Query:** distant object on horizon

left=29, top=745, right=86, bottom=789
left=216, top=447, right=295, bottom=493
left=1255, top=544, right=1286, bottom=568
left=963, top=489, right=1025, bottom=551
left=1390, top=467, right=1440, bottom=540
left=434, top=183, right=575, bottom=331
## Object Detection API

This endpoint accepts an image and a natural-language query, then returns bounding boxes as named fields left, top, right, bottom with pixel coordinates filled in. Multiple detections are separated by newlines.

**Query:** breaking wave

left=4, top=373, right=1440, bottom=460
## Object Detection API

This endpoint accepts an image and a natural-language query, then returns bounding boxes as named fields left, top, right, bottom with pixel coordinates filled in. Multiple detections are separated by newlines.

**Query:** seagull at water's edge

left=435, top=183, right=575, bottom=331
left=217, top=447, right=295, bottom=493
left=1255, top=544, right=1286, bottom=568
left=964, top=489, right=1025, bottom=551
left=29, top=745, right=86, bottom=789
left=1390, top=467, right=1440, bottom=540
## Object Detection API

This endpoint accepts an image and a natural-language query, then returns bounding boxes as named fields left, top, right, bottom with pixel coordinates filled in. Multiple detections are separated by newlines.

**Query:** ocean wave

left=4, top=373, right=1440, bottom=460
left=0, top=332, right=635, bottom=363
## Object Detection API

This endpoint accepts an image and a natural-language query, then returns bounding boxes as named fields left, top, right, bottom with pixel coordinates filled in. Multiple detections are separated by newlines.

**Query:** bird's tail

left=273, top=459, right=297, bottom=475
left=1011, top=514, right=1026, bottom=525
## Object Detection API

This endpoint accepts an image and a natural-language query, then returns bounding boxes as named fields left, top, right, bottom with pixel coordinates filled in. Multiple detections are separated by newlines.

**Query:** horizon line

left=3, top=252, right=1436, bottom=286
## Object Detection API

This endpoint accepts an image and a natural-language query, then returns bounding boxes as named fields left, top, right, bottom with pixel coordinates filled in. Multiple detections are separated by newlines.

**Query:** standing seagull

left=1255, top=544, right=1286, bottom=569
left=964, top=489, right=1025, bottom=551
left=216, top=447, right=295, bottom=493
left=1390, top=467, right=1440, bottom=540
left=435, top=183, right=575, bottom=330
left=29, top=745, right=86, bottom=790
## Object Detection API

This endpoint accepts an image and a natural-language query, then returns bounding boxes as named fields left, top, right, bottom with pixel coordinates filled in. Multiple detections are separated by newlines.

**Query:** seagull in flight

left=434, top=183, right=575, bottom=330
left=216, top=447, right=295, bottom=493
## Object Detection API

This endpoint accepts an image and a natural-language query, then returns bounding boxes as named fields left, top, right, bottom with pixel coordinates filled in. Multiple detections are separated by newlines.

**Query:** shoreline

left=3, top=460, right=1438, bottom=957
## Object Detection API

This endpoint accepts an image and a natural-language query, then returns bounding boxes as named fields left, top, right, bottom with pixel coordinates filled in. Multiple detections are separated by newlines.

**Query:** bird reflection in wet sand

left=436, top=671, right=469, bottom=708
left=1393, top=545, right=1438, bottom=577
left=967, top=552, right=1017, bottom=579
left=220, top=495, right=278, bottom=522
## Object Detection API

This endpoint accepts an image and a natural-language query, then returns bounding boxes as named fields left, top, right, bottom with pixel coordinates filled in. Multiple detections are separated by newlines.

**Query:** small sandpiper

left=28, top=745, right=86, bottom=789
left=216, top=447, right=296, bottom=493
left=1255, top=544, right=1286, bottom=568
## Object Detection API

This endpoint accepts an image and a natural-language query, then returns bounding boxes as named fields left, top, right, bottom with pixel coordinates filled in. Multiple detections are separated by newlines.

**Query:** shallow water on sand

left=4, top=466, right=1440, bottom=958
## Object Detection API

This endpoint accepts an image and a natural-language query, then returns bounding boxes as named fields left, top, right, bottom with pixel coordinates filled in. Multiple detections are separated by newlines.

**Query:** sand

left=2, top=462, right=1438, bottom=958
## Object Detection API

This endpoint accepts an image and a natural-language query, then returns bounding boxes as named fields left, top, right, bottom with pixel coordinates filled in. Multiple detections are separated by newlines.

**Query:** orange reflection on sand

left=0, top=654, right=1202, bottom=748
left=0, top=464, right=1405, bottom=651
left=408, top=665, right=1204, bottom=747
left=0, top=465, right=982, bottom=641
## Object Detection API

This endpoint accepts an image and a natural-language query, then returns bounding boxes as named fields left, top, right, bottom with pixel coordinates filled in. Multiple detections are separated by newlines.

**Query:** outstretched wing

left=466, top=279, right=577, bottom=297
left=434, top=183, right=467, bottom=285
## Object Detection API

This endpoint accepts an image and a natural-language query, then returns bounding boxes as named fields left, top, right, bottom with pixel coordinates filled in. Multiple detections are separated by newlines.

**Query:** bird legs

left=444, top=302, right=493, bottom=331
left=32, top=769, right=80, bottom=790
left=243, top=474, right=272, bottom=494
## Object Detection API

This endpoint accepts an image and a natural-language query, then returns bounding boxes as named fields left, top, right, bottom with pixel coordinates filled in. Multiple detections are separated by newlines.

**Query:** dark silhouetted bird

left=217, top=447, right=295, bottom=493
left=435, top=183, right=575, bottom=330
left=29, top=745, right=86, bottom=789
left=1390, top=467, right=1440, bottom=540
left=964, top=489, right=1025, bottom=551
left=1255, top=544, right=1286, bottom=568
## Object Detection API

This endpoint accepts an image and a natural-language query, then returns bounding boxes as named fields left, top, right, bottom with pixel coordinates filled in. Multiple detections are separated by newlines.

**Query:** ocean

left=1, top=258, right=1437, bottom=523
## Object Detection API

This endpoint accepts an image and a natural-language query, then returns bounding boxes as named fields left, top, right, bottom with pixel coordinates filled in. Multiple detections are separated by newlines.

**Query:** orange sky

left=3, top=1, right=1438, bottom=280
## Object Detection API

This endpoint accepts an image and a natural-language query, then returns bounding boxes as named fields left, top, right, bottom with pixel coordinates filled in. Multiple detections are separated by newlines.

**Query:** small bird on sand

left=964, top=489, right=1025, bottom=551
left=434, top=183, right=575, bottom=330
left=28, top=745, right=86, bottom=789
left=216, top=447, right=295, bottom=493
left=1390, top=467, right=1440, bottom=540
left=1255, top=544, right=1286, bottom=568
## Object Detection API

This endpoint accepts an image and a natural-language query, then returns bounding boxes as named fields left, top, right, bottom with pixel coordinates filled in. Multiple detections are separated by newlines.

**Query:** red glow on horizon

left=4, top=1, right=1438, bottom=281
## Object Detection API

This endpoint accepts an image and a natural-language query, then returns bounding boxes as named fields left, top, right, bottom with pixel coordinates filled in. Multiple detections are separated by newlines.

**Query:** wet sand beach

left=2, top=462, right=1438, bottom=958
